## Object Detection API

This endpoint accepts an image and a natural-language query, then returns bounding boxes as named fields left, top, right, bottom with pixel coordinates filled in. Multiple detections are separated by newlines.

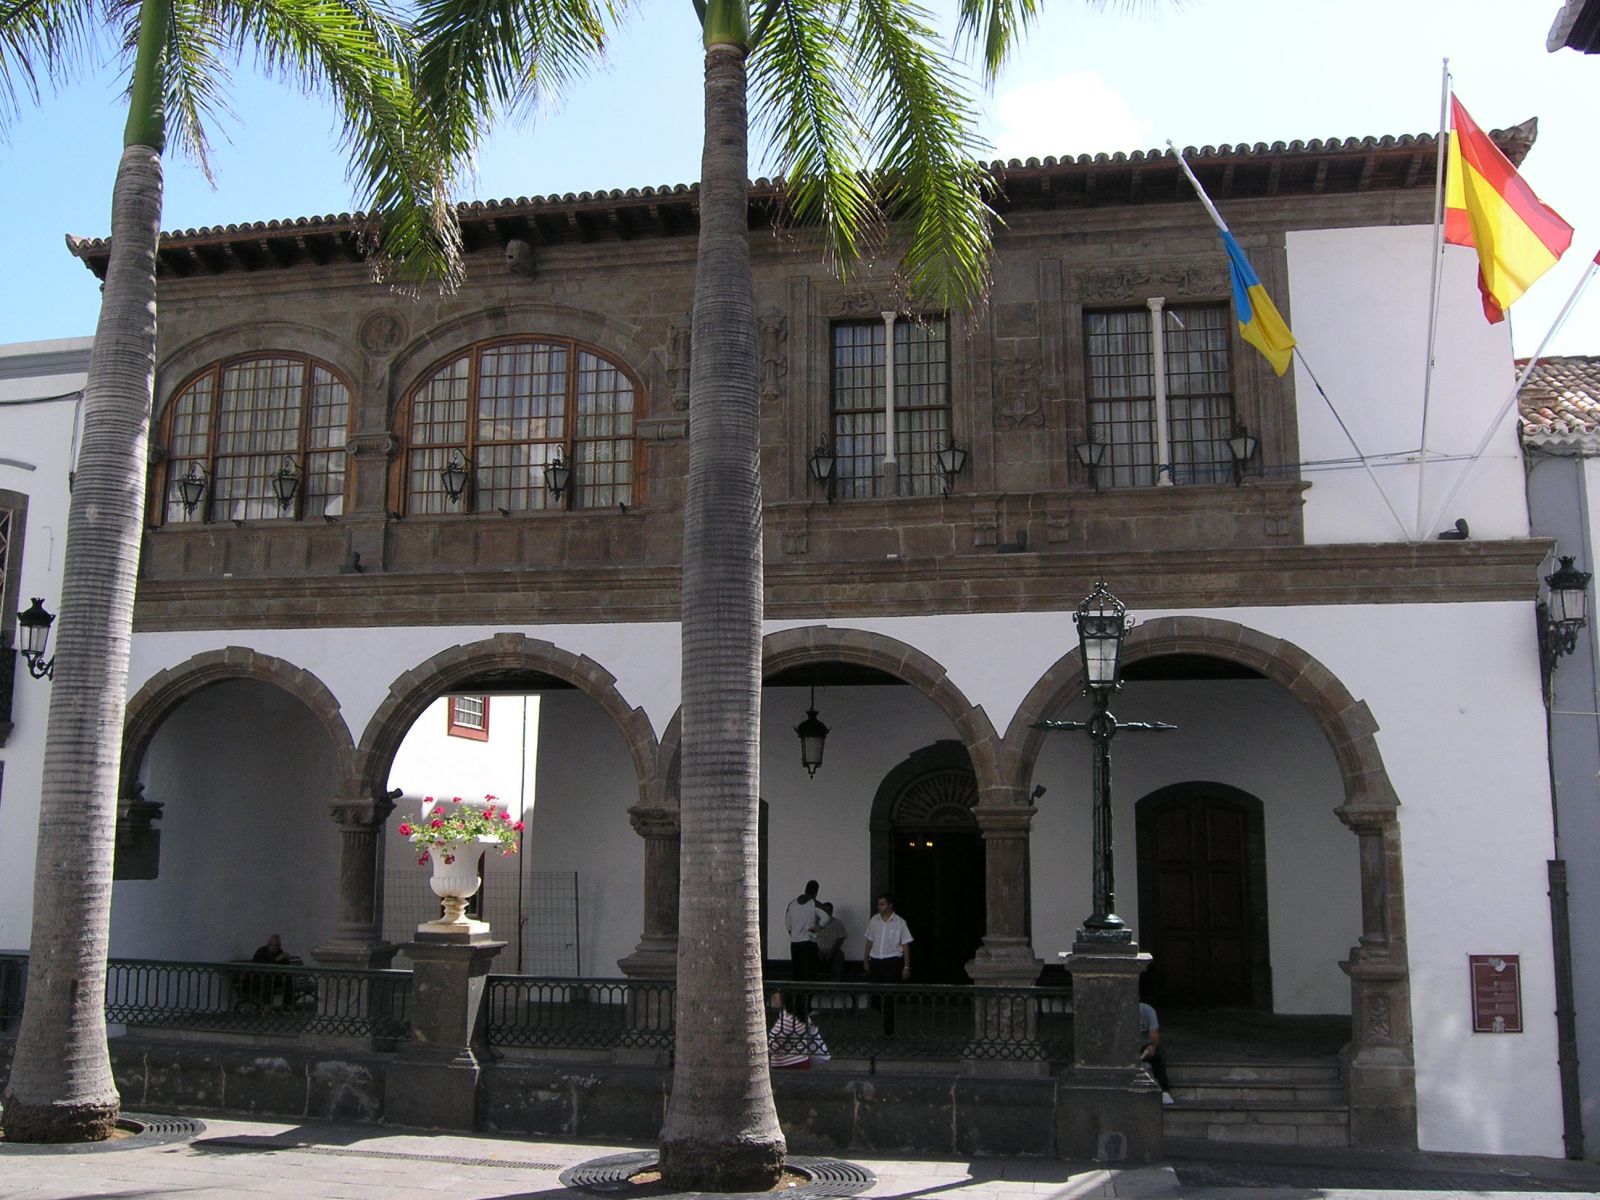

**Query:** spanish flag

left=1220, top=230, right=1296, bottom=376
left=1444, top=96, right=1573, bottom=323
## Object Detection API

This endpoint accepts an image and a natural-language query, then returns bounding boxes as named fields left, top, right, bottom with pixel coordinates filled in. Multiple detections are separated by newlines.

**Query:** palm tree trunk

left=0, top=142, right=163, bottom=1143
left=656, top=36, right=785, bottom=1192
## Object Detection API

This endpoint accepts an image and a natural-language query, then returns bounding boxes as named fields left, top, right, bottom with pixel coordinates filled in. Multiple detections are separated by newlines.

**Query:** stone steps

left=1163, top=1059, right=1349, bottom=1148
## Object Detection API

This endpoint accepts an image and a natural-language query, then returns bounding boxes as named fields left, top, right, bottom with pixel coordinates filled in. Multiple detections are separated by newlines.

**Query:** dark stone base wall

left=481, top=1061, right=1061, bottom=1158
left=4, top=1037, right=1108, bottom=1159
left=1, top=1036, right=390, bottom=1125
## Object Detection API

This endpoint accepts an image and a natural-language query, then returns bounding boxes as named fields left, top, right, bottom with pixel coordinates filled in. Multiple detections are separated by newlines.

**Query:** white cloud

left=988, top=72, right=1153, bottom=162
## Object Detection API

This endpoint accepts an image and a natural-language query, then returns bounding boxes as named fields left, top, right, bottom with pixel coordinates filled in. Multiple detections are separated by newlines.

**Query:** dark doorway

left=1136, top=782, right=1271, bottom=1009
left=892, top=828, right=985, bottom=983
left=871, top=742, right=985, bottom=985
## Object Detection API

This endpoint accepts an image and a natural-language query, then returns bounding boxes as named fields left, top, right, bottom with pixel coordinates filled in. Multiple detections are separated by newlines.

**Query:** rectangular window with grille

left=1085, top=304, right=1234, bottom=488
left=831, top=317, right=950, bottom=499
left=447, top=695, right=490, bottom=741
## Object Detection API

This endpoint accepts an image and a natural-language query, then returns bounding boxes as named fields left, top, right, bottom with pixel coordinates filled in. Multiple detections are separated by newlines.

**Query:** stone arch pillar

left=618, top=801, right=680, bottom=980
left=1004, top=615, right=1418, bottom=1151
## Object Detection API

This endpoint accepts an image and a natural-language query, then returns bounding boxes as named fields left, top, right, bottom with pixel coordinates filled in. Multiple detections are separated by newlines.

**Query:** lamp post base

left=1076, top=916, right=1135, bottom=946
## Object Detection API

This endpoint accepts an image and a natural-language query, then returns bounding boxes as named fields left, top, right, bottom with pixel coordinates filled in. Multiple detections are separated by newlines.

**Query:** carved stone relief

left=993, top=353, right=1043, bottom=430
left=360, top=310, right=407, bottom=355
left=1079, top=263, right=1230, bottom=303
left=759, top=309, right=787, bottom=402
left=667, top=314, right=691, bottom=411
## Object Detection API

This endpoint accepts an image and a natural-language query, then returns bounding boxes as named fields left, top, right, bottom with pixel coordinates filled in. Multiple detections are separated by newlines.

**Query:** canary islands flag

left=1220, top=230, right=1296, bottom=377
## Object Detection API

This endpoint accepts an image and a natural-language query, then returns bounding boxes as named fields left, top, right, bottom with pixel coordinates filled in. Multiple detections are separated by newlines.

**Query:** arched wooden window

left=402, top=337, right=641, bottom=514
left=155, top=353, right=351, bottom=524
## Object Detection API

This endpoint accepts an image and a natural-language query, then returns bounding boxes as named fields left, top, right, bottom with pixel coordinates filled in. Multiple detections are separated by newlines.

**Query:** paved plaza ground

left=4, top=1117, right=1600, bottom=1200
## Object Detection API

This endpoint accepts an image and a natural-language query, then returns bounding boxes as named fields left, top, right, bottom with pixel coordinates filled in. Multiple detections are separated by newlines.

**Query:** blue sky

left=2, top=1, right=1594, bottom=355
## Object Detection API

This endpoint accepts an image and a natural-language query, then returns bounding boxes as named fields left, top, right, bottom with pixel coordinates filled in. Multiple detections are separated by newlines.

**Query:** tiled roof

left=64, top=121, right=1538, bottom=280
left=1518, top=356, right=1600, bottom=448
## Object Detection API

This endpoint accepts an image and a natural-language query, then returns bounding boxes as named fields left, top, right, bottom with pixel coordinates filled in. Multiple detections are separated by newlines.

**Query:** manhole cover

left=562, top=1151, right=875, bottom=1199
left=0, top=1112, right=205, bottom=1155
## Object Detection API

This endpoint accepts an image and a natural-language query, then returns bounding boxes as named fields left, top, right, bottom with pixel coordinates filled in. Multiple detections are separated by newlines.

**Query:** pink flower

left=513, top=821, right=524, bottom=831
left=417, top=853, right=429, bottom=865
left=485, top=793, right=498, bottom=801
left=452, top=795, right=463, bottom=803
left=397, top=823, right=413, bottom=836
left=431, top=818, right=443, bottom=829
left=443, top=854, right=456, bottom=865
left=423, top=796, right=434, bottom=803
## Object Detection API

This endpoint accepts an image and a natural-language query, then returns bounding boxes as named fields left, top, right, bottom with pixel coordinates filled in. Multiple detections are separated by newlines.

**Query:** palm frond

left=211, top=0, right=464, bottom=287
left=411, top=0, right=619, bottom=171
left=848, top=0, right=994, bottom=311
left=160, top=0, right=233, bottom=180
left=0, top=0, right=97, bottom=135
left=748, top=0, right=877, bottom=275
left=952, top=0, right=1039, bottom=81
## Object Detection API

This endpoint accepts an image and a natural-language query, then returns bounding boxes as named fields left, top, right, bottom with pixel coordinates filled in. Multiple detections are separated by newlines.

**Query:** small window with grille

left=447, top=695, right=490, bottom=741
left=1085, top=304, right=1234, bottom=488
left=830, top=317, right=950, bottom=499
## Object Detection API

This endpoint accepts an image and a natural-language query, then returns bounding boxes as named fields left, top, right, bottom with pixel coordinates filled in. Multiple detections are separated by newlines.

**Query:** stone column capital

left=628, top=804, right=681, bottom=839
left=329, top=796, right=396, bottom=828
left=973, top=802, right=1036, bottom=835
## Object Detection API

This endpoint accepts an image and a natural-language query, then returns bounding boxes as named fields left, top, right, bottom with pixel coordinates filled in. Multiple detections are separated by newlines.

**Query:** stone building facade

left=0, top=125, right=1571, bottom=1156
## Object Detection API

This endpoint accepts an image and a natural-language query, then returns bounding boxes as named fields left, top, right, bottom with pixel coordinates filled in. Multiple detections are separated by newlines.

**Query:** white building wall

left=0, top=338, right=88, bottom=952
left=27, top=597, right=1550, bottom=1154
left=529, top=691, right=643, bottom=976
left=1286, top=226, right=1527, bottom=545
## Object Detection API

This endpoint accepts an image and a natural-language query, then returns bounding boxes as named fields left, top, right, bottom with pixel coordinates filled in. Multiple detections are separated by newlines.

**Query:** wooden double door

left=1135, top=783, right=1271, bottom=1009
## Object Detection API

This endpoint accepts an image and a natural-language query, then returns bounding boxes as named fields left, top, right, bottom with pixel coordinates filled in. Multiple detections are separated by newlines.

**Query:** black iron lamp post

left=1540, top=556, right=1592, bottom=676
left=17, top=597, right=56, bottom=680
left=1075, top=438, right=1107, bottom=491
left=175, top=461, right=208, bottom=517
left=1228, top=426, right=1259, bottom=487
left=1034, top=581, right=1174, bottom=945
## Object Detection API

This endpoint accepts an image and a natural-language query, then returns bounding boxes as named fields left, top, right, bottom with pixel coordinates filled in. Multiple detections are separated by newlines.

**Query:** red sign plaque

left=1470, top=955, right=1523, bottom=1033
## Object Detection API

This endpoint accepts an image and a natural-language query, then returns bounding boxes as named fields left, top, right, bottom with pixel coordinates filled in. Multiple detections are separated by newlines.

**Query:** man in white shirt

left=785, top=879, right=822, bottom=981
left=863, top=892, right=913, bottom=1034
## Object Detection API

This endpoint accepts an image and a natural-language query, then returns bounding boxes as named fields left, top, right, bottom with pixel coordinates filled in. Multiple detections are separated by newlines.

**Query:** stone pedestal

left=384, top=929, right=505, bottom=1130
left=1058, top=942, right=1160, bottom=1163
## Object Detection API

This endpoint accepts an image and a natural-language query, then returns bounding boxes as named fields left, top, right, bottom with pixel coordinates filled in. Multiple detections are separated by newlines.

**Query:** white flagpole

left=1415, top=59, right=1453, bottom=541
left=1170, top=141, right=1411, bottom=540
left=1424, top=256, right=1600, bottom=537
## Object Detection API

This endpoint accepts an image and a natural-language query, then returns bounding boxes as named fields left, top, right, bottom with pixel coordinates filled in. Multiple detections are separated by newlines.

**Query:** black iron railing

left=484, top=975, right=1073, bottom=1064
left=103, top=958, right=411, bottom=1040
left=486, top=975, right=675, bottom=1052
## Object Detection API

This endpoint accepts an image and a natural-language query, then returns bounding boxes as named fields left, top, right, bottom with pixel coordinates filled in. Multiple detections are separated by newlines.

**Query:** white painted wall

left=386, top=694, right=538, bottom=810
left=528, top=691, right=643, bottom=976
left=1286, top=226, right=1528, bottom=545
left=111, top=678, right=342, bottom=962
left=0, top=338, right=88, bottom=952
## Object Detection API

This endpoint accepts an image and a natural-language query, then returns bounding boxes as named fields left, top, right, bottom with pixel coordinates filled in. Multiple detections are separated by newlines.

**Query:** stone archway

left=356, top=633, right=661, bottom=973
left=1004, top=615, right=1417, bottom=1151
left=119, top=648, right=359, bottom=957
left=655, top=626, right=1033, bottom=985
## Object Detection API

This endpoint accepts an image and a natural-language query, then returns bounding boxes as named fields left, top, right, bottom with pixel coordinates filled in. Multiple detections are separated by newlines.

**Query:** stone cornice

left=130, top=538, right=1549, bottom=632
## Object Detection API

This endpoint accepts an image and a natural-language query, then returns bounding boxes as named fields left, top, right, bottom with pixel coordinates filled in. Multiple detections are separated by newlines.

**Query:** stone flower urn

left=421, top=834, right=501, bottom=936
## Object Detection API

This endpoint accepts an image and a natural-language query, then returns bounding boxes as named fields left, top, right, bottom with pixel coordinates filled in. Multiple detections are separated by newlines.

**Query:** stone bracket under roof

left=64, top=122, right=1538, bottom=282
